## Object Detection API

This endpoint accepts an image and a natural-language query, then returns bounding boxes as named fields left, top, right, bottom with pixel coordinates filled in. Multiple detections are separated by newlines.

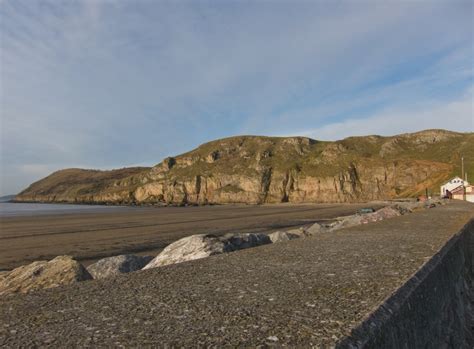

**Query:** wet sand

left=0, top=203, right=380, bottom=270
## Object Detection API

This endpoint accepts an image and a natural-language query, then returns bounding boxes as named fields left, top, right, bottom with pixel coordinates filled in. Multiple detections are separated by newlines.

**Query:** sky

left=1, top=0, right=473, bottom=195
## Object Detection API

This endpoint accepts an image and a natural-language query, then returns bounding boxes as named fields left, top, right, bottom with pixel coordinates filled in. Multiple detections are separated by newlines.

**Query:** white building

left=450, top=185, right=474, bottom=203
left=440, top=176, right=468, bottom=197
left=466, top=185, right=474, bottom=203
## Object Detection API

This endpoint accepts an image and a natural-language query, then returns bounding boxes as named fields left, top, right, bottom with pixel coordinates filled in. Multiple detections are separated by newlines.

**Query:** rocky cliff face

left=15, top=130, right=474, bottom=204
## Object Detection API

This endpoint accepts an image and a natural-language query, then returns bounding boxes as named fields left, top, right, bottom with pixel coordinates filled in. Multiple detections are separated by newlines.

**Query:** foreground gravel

left=1, top=202, right=473, bottom=347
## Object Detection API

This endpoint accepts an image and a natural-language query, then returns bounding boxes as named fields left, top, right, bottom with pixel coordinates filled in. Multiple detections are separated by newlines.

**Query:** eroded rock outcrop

left=0, top=256, right=92, bottom=295
left=87, top=254, right=153, bottom=279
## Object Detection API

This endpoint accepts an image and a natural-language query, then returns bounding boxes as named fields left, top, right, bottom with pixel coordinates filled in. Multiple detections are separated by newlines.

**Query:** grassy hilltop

left=15, top=129, right=474, bottom=205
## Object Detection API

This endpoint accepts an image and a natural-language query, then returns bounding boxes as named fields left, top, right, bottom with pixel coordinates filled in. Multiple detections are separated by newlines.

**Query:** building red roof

left=449, top=186, right=464, bottom=194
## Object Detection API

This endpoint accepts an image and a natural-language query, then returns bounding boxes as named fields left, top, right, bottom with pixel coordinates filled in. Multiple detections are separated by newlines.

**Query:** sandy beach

left=0, top=203, right=380, bottom=270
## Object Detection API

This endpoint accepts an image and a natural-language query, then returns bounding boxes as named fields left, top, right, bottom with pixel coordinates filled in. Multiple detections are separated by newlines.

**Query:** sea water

left=0, top=202, right=124, bottom=217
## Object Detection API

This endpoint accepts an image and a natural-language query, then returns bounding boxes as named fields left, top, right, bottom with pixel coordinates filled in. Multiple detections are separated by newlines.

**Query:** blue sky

left=1, top=0, right=473, bottom=195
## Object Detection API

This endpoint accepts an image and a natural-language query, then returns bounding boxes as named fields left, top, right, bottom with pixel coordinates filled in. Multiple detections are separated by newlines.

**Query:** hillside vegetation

left=15, top=129, right=474, bottom=204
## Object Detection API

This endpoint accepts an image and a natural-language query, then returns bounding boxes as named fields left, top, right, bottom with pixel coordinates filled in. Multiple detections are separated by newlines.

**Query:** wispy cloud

left=298, top=86, right=473, bottom=140
left=0, top=0, right=472, bottom=194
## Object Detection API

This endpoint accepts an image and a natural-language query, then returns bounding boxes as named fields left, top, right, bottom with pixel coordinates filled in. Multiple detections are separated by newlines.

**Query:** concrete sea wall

left=339, top=218, right=473, bottom=348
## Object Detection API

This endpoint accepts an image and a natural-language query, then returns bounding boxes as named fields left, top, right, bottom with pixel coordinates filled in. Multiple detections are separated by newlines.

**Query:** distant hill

left=0, top=195, right=16, bottom=202
left=15, top=129, right=474, bottom=205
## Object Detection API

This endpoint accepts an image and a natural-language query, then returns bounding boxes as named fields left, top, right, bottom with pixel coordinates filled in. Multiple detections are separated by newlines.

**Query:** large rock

left=323, top=206, right=402, bottom=232
left=0, top=256, right=92, bottom=295
left=221, top=233, right=271, bottom=251
left=392, top=201, right=431, bottom=214
left=0, top=271, right=8, bottom=282
left=87, top=254, right=153, bottom=279
left=359, top=206, right=401, bottom=224
left=392, top=202, right=417, bottom=215
left=305, top=222, right=326, bottom=235
left=268, top=231, right=301, bottom=243
left=143, top=234, right=226, bottom=269
left=284, top=227, right=312, bottom=238
left=332, top=215, right=364, bottom=230
left=268, top=205, right=407, bottom=245
left=143, top=233, right=272, bottom=270
left=269, top=223, right=328, bottom=243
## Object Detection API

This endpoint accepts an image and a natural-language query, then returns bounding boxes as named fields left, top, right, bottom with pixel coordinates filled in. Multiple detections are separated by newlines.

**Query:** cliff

left=15, top=129, right=474, bottom=205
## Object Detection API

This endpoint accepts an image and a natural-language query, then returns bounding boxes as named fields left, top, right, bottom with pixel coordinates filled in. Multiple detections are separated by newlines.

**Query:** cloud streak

left=299, top=87, right=474, bottom=140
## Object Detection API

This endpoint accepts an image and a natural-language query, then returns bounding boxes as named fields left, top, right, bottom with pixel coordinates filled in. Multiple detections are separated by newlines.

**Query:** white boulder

left=143, top=233, right=271, bottom=270
left=143, top=234, right=225, bottom=269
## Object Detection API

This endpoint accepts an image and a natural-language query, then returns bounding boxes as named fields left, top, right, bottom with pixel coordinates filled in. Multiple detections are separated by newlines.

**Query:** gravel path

left=1, top=202, right=472, bottom=347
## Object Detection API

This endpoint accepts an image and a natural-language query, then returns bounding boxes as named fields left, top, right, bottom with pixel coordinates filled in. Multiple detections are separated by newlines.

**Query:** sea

left=0, top=202, right=125, bottom=217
